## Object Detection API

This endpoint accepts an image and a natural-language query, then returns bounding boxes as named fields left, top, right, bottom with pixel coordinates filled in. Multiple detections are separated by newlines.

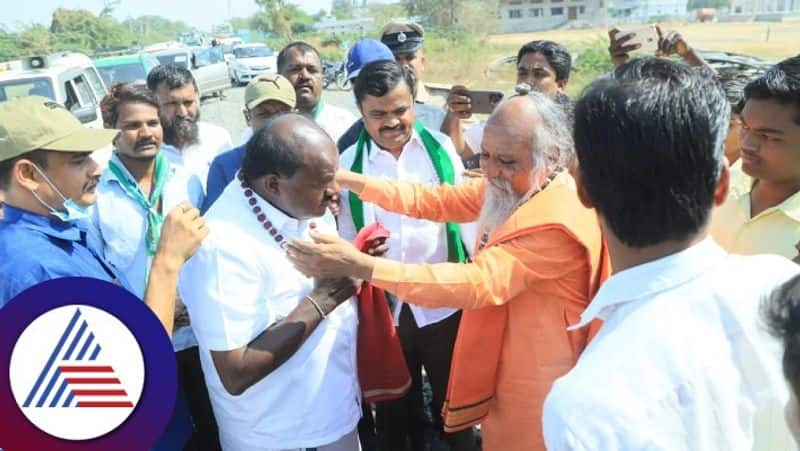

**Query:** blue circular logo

left=0, top=277, right=177, bottom=450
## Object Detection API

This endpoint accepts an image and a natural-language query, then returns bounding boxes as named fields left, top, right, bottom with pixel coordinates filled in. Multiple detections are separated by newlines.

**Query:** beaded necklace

left=238, top=172, right=288, bottom=249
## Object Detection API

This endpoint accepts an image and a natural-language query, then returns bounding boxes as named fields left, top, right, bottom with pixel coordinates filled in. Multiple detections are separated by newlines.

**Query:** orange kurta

left=360, top=173, right=608, bottom=451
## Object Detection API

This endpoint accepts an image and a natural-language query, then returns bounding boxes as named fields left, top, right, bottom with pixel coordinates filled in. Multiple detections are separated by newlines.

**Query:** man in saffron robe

left=286, top=92, right=609, bottom=451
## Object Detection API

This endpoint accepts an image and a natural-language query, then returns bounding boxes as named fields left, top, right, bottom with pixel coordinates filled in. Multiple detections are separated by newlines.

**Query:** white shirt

left=340, top=128, right=477, bottom=328
left=178, top=180, right=360, bottom=451
left=91, top=152, right=205, bottom=351
left=543, top=238, right=798, bottom=451
left=464, top=122, right=486, bottom=154
left=316, top=101, right=357, bottom=144
left=415, top=102, right=446, bottom=132
left=162, top=121, right=232, bottom=192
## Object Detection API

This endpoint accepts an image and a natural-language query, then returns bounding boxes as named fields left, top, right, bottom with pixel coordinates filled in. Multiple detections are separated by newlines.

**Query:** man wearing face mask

left=339, top=60, right=478, bottom=451
left=147, top=65, right=232, bottom=192
left=0, top=96, right=207, bottom=334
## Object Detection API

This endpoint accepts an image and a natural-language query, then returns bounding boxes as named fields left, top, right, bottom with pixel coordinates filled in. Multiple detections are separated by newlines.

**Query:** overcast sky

left=4, top=0, right=334, bottom=32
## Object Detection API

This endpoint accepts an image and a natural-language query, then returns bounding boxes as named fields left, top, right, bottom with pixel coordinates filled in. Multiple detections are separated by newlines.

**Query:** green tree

left=121, top=15, right=190, bottom=44
left=254, top=0, right=293, bottom=38
left=332, top=0, right=354, bottom=19
left=17, top=24, right=54, bottom=56
left=404, top=0, right=498, bottom=40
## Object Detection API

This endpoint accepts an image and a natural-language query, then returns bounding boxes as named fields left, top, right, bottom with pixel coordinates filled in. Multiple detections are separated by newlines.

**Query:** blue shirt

left=0, top=205, right=117, bottom=306
left=203, top=144, right=246, bottom=213
left=0, top=204, right=192, bottom=449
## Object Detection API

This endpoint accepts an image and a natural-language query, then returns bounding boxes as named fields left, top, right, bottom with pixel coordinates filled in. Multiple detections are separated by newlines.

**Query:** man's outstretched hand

left=286, top=230, right=375, bottom=281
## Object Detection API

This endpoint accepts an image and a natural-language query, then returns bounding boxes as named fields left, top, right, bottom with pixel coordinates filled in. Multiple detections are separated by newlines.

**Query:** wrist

left=338, top=170, right=367, bottom=194
left=151, top=252, right=182, bottom=276
left=353, top=253, right=376, bottom=281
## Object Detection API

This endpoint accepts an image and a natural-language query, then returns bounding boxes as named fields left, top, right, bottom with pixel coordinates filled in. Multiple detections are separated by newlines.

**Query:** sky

left=3, top=0, right=334, bottom=32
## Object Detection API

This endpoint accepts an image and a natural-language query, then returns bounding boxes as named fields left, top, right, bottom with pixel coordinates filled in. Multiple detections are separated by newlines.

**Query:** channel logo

left=0, top=278, right=177, bottom=451
left=10, top=306, right=144, bottom=440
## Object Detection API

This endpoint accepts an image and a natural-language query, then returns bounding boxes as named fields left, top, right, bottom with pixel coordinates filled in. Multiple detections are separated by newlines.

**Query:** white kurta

left=543, top=238, right=799, bottom=451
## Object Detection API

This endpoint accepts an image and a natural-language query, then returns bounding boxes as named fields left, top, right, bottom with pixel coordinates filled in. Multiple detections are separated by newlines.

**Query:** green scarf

left=312, top=99, right=324, bottom=119
left=349, top=121, right=468, bottom=263
left=108, top=152, right=169, bottom=256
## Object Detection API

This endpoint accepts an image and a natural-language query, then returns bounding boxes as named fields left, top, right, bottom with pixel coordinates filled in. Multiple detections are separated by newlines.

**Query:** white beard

left=478, top=177, right=523, bottom=236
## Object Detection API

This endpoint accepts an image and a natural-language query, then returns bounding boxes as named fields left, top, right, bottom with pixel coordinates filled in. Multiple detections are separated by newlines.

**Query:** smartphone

left=468, top=90, right=504, bottom=115
left=620, top=25, right=659, bottom=53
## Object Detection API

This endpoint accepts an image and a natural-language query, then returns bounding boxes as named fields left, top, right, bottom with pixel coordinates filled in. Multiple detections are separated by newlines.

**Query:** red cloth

left=354, top=222, right=411, bottom=403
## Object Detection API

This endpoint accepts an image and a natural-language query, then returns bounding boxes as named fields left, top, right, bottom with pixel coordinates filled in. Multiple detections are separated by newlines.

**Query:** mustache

left=380, top=124, right=404, bottom=133
left=171, top=115, right=196, bottom=125
left=134, top=138, right=158, bottom=149
left=83, top=178, right=99, bottom=192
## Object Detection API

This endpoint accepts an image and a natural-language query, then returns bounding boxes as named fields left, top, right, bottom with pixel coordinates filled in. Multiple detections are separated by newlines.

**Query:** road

left=201, top=86, right=358, bottom=143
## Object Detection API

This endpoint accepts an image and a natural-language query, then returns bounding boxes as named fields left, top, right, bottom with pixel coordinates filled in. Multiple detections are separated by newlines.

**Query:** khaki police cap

left=380, top=21, right=425, bottom=54
left=244, top=73, right=296, bottom=111
left=0, top=96, right=117, bottom=162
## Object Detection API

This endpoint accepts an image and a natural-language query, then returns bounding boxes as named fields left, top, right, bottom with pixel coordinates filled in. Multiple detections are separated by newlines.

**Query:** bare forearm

left=337, top=170, right=368, bottom=195
left=441, top=113, right=473, bottom=159
left=215, top=290, right=346, bottom=395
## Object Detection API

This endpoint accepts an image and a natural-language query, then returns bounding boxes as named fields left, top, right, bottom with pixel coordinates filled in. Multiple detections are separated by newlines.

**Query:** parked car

left=216, top=37, right=244, bottom=63
left=228, top=43, right=277, bottom=86
left=93, top=53, right=160, bottom=86
left=0, top=52, right=107, bottom=128
left=152, top=46, right=230, bottom=99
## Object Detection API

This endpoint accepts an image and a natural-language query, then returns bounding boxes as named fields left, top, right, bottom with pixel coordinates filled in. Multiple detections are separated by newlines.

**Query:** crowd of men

left=0, top=18, right=799, bottom=451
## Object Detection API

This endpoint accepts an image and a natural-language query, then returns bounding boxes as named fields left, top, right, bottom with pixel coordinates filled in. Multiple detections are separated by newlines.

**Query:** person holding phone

left=338, top=60, right=479, bottom=451
left=443, top=40, right=573, bottom=162
left=608, top=24, right=708, bottom=68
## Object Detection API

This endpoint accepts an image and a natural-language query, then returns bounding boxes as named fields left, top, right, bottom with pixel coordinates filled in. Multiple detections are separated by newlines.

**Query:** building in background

left=608, top=0, right=689, bottom=21
left=728, top=0, right=800, bottom=13
left=499, top=0, right=608, bottom=33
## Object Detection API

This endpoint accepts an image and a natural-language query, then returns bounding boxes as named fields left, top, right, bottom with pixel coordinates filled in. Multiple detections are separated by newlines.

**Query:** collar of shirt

left=729, top=160, right=800, bottom=223
left=104, top=151, right=175, bottom=189
left=2, top=204, right=85, bottom=242
left=570, top=237, right=727, bottom=330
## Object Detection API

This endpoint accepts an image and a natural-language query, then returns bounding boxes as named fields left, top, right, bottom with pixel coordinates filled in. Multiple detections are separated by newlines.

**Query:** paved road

left=201, top=86, right=358, bottom=143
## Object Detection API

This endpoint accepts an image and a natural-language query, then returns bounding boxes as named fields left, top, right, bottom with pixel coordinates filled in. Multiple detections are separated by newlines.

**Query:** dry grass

left=422, top=20, right=800, bottom=92
left=488, top=20, right=799, bottom=61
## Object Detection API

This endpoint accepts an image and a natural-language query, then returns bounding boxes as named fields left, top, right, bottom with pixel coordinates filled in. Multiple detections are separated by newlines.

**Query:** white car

left=229, top=44, right=277, bottom=86
left=0, top=52, right=107, bottom=129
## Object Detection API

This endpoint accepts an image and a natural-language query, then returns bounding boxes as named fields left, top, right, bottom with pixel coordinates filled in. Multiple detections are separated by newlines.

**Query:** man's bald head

left=243, top=113, right=335, bottom=182
left=243, top=113, right=340, bottom=219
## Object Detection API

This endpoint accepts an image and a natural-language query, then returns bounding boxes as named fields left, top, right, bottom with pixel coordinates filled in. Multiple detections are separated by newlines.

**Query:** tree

left=364, top=3, right=406, bottom=27
left=17, top=24, right=54, bottom=56
left=404, top=0, right=498, bottom=39
left=313, top=9, right=328, bottom=21
left=254, top=0, right=293, bottom=38
left=121, top=15, right=191, bottom=44
left=332, top=0, right=354, bottom=19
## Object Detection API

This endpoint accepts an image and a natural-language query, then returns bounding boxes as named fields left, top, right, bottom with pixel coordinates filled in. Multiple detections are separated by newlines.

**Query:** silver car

left=152, top=47, right=230, bottom=99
